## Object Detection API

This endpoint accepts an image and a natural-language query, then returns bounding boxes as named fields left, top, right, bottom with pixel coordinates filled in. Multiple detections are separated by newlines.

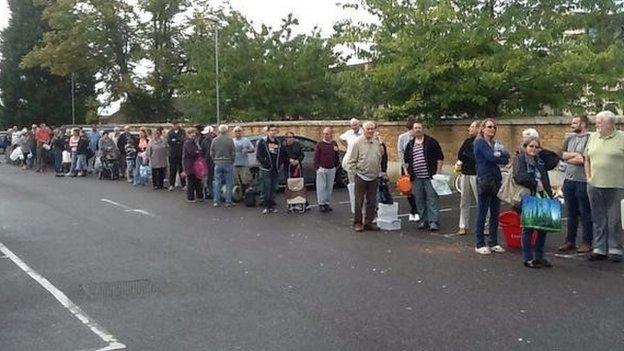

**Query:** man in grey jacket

left=210, top=124, right=236, bottom=207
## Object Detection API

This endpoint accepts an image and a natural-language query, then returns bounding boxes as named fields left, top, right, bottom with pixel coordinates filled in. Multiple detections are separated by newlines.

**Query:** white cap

left=201, top=126, right=214, bottom=135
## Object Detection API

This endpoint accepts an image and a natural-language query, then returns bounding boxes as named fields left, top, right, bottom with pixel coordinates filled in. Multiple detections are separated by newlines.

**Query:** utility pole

left=71, top=73, right=76, bottom=125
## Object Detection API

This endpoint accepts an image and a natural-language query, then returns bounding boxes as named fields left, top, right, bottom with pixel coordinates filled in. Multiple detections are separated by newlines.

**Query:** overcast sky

left=0, top=0, right=372, bottom=36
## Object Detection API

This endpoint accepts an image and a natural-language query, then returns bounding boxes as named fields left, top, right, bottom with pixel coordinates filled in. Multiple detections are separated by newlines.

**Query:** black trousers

left=186, top=174, right=203, bottom=201
left=152, top=167, right=166, bottom=189
left=169, top=157, right=186, bottom=187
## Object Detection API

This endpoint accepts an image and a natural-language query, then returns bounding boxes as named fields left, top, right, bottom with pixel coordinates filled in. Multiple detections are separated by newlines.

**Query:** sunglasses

left=485, top=125, right=497, bottom=129
left=527, top=144, right=540, bottom=149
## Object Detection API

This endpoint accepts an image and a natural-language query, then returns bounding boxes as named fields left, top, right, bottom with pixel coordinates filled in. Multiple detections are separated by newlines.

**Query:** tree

left=0, top=0, right=94, bottom=127
left=22, top=0, right=142, bottom=119
left=179, top=10, right=348, bottom=123
left=335, top=0, right=624, bottom=119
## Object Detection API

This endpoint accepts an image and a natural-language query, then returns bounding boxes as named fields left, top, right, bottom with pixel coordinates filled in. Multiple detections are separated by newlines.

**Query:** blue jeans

left=522, top=228, right=547, bottom=262
left=412, top=178, right=440, bottom=224
left=475, top=193, right=501, bottom=248
left=563, top=180, right=593, bottom=246
left=51, top=149, right=62, bottom=173
left=260, top=169, right=279, bottom=209
left=213, top=163, right=234, bottom=204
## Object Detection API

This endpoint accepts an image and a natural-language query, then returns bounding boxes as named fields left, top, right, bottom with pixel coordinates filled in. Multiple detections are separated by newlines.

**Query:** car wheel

left=335, top=167, right=348, bottom=188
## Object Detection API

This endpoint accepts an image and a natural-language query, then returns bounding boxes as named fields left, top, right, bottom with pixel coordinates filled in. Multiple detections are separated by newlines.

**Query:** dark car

left=246, top=135, right=348, bottom=188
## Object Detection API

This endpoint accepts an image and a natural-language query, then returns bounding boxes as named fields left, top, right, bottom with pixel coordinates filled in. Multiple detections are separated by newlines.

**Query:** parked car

left=246, top=135, right=348, bottom=188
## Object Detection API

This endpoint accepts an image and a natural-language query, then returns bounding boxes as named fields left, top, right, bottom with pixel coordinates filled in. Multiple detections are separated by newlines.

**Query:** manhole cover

left=80, top=279, right=158, bottom=300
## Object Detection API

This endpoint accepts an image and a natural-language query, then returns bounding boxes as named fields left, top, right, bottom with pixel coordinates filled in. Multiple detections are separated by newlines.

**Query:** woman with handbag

left=513, top=136, right=554, bottom=268
left=182, top=128, right=205, bottom=202
left=473, top=119, right=510, bottom=255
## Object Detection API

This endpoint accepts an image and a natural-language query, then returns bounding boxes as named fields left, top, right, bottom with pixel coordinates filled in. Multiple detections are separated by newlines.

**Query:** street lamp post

left=205, top=15, right=221, bottom=126
left=71, top=73, right=76, bottom=125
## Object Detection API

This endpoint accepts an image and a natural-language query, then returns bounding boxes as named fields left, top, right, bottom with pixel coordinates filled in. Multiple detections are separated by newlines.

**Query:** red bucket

left=499, top=211, right=536, bottom=249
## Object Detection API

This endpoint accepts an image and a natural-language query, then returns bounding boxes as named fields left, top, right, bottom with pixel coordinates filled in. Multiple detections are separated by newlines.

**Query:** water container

left=377, top=202, right=399, bottom=220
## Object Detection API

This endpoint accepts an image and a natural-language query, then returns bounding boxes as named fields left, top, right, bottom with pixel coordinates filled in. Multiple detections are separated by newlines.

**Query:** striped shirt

left=412, top=141, right=429, bottom=179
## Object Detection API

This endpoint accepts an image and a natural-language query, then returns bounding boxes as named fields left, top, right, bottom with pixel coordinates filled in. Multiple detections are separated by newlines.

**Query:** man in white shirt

left=340, top=118, right=364, bottom=183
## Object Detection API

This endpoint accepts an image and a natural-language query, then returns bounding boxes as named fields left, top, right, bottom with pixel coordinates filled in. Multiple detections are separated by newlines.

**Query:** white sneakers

left=475, top=246, right=491, bottom=255
left=408, top=214, right=420, bottom=222
left=475, top=245, right=506, bottom=255
left=489, top=245, right=506, bottom=253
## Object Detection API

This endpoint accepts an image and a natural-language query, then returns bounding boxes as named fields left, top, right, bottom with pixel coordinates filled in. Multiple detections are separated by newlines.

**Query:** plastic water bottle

left=493, top=139, right=504, bottom=157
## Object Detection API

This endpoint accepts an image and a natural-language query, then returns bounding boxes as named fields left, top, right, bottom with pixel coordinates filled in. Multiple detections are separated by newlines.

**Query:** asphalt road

left=1, top=163, right=623, bottom=351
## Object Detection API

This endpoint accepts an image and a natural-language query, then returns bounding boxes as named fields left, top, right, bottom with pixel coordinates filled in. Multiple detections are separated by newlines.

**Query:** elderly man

left=233, top=126, right=254, bottom=189
left=314, top=127, right=340, bottom=212
left=340, top=118, right=364, bottom=183
left=348, top=121, right=383, bottom=232
left=210, top=124, right=236, bottom=207
left=584, top=111, right=624, bottom=262
left=558, top=115, right=593, bottom=253
left=403, top=121, right=444, bottom=231
left=456, top=120, right=480, bottom=235
left=116, top=125, right=134, bottom=178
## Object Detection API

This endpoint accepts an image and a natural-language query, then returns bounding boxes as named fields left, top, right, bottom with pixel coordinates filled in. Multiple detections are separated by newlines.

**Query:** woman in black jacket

left=513, top=136, right=554, bottom=269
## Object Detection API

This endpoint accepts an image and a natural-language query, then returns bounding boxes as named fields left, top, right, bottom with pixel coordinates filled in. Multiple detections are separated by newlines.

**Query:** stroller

left=284, top=166, right=308, bottom=214
left=99, top=157, right=119, bottom=180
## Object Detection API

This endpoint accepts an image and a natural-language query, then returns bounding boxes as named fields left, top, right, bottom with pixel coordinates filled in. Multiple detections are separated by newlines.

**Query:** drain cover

left=80, top=279, right=158, bottom=300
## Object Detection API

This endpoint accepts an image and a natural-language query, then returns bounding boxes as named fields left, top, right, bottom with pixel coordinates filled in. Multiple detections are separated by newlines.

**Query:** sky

left=0, top=0, right=373, bottom=36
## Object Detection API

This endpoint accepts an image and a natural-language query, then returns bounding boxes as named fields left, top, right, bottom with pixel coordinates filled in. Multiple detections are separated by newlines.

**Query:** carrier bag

left=378, top=178, right=394, bottom=205
left=521, top=193, right=562, bottom=232
left=498, top=167, right=530, bottom=207
left=347, top=182, right=355, bottom=214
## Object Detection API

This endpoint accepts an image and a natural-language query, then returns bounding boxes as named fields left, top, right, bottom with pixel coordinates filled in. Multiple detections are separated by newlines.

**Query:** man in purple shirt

left=314, top=127, right=340, bottom=212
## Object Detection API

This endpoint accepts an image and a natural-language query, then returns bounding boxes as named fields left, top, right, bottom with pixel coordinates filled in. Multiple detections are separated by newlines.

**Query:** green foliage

left=178, top=11, right=351, bottom=123
left=335, top=0, right=624, bottom=119
left=0, top=0, right=94, bottom=128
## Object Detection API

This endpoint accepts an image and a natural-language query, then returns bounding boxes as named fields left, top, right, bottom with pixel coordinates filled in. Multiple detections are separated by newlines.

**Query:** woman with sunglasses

left=473, top=119, right=510, bottom=255
left=513, top=136, right=554, bottom=268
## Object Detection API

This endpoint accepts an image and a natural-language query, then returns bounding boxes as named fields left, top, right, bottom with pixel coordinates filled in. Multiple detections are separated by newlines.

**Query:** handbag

left=192, top=158, right=207, bottom=178
left=62, top=150, right=71, bottom=163
left=139, top=164, right=152, bottom=179
left=498, top=168, right=530, bottom=206
left=477, top=176, right=498, bottom=196
left=521, top=193, right=562, bottom=232
left=378, top=178, right=394, bottom=205
left=396, top=175, right=412, bottom=195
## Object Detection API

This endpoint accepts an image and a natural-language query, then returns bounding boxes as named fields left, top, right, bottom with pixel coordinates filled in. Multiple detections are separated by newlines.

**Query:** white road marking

left=0, top=242, right=126, bottom=351
left=101, top=198, right=155, bottom=217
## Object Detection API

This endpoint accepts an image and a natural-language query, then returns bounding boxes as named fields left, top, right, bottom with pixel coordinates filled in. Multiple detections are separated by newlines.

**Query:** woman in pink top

left=66, top=129, right=81, bottom=176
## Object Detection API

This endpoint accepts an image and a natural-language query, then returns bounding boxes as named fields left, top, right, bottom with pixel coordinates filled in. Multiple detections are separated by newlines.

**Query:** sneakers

left=262, top=208, right=270, bottom=215
left=270, top=208, right=278, bottom=214
left=225, top=203, right=235, bottom=208
left=456, top=228, right=467, bottom=235
left=417, top=221, right=429, bottom=230
left=475, top=246, right=492, bottom=255
left=429, top=222, right=439, bottom=231
left=168, top=186, right=174, bottom=191
left=213, top=203, right=220, bottom=207
left=558, top=242, right=576, bottom=252
left=408, top=214, right=419, bottom=222
left=489, top=245, right=506, bottom=253
left=524, top=260, right=541, bottom=269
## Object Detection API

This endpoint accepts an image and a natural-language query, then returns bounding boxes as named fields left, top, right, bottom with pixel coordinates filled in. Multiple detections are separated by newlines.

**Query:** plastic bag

left=431, top=174, right=452, bottom=196
left=347, top=183, right=355, bottom=214
left=521, top=194, right=562, bottom=232
left=94, top=157, right=102, bottom=172
left=9, top=147, right=23, bottom=161
left=378, top=178, right=394, bottom=205
left=62, top=151, right=71, bottom=163
left=139, top=164, right=152, bottom=180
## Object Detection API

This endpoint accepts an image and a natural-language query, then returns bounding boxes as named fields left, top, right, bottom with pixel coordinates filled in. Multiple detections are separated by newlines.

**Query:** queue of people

left=3, top=111, right=623, bottom=269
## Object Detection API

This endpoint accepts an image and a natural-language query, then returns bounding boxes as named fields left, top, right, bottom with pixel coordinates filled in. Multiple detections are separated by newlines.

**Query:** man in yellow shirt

left=584, top=110, right=624, bottom=262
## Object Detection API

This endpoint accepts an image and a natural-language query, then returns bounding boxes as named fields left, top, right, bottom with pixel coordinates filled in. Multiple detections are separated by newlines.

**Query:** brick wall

left=124, top=117, right=621, bottom=165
